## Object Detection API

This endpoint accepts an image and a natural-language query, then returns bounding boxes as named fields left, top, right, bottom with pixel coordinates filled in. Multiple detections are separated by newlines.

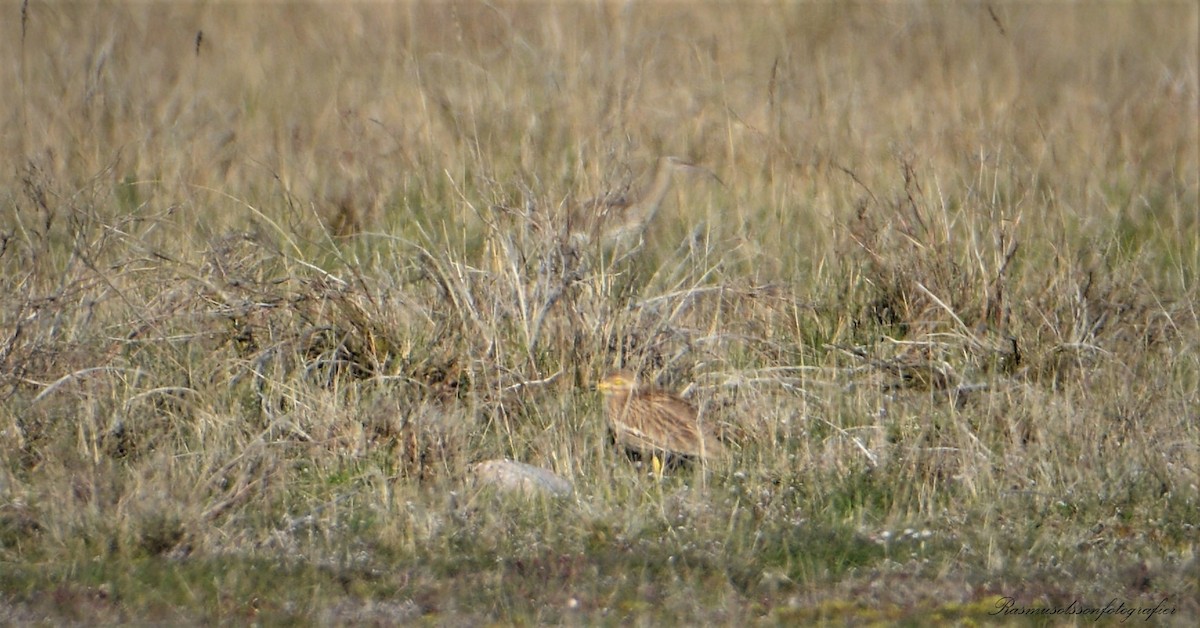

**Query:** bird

left=571, top=156, right=720, bottom=245
left=596, top=369, right=725, bottom=464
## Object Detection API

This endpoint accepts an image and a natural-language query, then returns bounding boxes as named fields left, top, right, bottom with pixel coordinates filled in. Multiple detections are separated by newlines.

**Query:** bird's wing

left=660, top=396, right=726, bottom=457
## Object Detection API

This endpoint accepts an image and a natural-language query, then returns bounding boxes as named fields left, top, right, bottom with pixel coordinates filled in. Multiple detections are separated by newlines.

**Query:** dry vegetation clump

left=0, top=1, right=1197, bottom=624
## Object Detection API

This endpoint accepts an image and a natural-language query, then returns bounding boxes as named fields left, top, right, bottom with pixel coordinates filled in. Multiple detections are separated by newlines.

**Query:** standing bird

left=596, top=369, right=725, bottom=464
left=572, top=156, right=720, bottom=245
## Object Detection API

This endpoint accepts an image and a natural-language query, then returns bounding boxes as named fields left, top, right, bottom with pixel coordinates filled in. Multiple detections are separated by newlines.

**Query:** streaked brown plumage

left=596, top=369, right=724, bottom=461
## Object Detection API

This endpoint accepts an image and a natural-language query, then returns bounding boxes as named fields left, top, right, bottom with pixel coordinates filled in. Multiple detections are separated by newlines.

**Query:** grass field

left=1, top=2, right=1197, bottom=624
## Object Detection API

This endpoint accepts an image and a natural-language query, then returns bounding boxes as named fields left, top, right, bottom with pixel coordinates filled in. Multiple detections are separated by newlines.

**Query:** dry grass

left=1, top=1, right=1197, bottom=624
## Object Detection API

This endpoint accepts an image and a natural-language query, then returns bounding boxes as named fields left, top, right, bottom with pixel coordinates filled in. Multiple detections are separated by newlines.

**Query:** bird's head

left=596, top=369, right=639, bottom=394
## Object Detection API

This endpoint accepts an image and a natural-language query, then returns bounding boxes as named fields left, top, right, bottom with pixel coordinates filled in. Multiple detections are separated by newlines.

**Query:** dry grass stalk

left=572, top=156, right=719, bottom=245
